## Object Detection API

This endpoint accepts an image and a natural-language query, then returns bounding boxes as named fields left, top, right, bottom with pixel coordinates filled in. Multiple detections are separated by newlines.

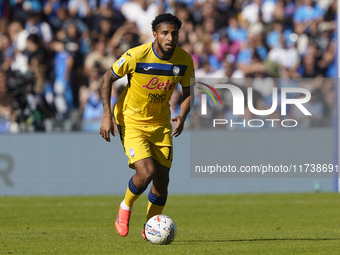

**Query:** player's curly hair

left=151, top=13, right=182, bottom=32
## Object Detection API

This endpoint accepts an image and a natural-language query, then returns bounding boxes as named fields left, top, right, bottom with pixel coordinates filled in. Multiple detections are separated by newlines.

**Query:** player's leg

left=122, top=158, right=156, bottom=208
left=142, top=124, right=173, bottom=239
left=146, top=125, right=173, bottom=221
left=147, top=160, right=170, bottom=221
left=115, top=124, right=155, bottom=236
left=142, top=160, right=170, bottom=239
left=116, top=158, right=156, bottom=236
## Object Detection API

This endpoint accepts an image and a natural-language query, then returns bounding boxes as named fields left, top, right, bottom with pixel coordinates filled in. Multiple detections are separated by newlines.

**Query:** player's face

left=153, top=23, right=179, bottom=57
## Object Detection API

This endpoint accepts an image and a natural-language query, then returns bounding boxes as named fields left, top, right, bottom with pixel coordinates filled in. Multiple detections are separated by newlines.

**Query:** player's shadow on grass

left=176, top=238, right=340, bottom=244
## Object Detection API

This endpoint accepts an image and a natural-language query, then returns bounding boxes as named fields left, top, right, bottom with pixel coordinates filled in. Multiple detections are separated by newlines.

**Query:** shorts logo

left=117, top=57, right=125, bottom=68
left=173, top=66, right=180, bottom=76
left=129, top=148, right=135, bottom=158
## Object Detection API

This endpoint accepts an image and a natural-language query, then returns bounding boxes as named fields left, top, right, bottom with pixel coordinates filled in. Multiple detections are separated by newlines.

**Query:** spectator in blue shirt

left=293, top=0, right=324, bottom=34
left=227, top=16, right=247, bottom=44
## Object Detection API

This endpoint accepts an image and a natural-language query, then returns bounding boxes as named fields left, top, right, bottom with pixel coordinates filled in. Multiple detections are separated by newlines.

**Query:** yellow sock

left=124, top=186, right=142, bottom=207
left=146, top=201, right=165, bottom=220
left=123, top=177, right=146, bottom=208
left=146, top=191, right=167, bottom=220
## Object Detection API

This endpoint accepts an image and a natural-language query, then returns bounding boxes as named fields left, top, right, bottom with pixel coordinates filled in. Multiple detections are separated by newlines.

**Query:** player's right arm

left=99, top=70, right=119, bottom=142
left=100, top=50, right=135, bottom=142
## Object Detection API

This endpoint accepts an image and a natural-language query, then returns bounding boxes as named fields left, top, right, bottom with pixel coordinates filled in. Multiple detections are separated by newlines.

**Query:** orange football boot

left=115, top=206, right=131, bottom=236
left=142, top=224, right=147, bottom=239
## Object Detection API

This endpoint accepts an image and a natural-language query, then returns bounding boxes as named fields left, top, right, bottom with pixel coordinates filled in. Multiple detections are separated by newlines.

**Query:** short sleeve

left=111, top=51, right=136, bottom=79
left=180, top=57, right=195, bottom=88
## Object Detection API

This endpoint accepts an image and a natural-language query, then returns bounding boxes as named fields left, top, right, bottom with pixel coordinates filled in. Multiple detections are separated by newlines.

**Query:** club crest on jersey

left=129, top=148, right=135, bottom=158
left=173, top=66, right=180, bottom=76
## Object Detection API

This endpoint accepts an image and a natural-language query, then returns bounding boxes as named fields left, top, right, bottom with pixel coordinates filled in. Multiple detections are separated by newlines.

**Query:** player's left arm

left=171, top=55, right=195, bottom=137
left=171, top=85, right=194, bottom=137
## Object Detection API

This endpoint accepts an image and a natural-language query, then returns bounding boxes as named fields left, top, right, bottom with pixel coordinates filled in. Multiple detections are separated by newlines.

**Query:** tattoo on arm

left=100, top=70, right=115, bottom=117
left=102, top=97, right=110, bottom=115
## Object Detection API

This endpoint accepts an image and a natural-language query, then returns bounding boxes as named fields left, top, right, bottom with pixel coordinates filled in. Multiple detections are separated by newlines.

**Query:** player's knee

left=140, top=173, right=154, bottom=186
left=136, top=167, right=155, bottom=186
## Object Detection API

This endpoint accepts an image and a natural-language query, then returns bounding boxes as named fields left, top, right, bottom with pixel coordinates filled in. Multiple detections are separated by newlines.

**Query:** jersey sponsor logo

left=142, top=77, right=176, bottom=91
left=143, top=67, right=153, bottom=71
left=147, top=93, right=166, bottom=103
left=117, top=57, right=125, bottom=67
left=173, top=66, right=180, bottom=76
left=126, top=52, right=131, bottom=57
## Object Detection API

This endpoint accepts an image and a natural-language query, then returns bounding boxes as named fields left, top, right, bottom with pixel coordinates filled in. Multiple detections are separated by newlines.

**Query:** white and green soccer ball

left=145, top=215, right=177, bottom=245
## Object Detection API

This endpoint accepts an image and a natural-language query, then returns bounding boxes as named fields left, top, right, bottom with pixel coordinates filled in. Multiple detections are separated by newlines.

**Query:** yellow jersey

left=112, top=42, right=195, bottom=126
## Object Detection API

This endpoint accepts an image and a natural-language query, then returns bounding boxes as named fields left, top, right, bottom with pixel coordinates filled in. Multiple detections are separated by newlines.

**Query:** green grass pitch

left=1, top=193, right=340, bottom=254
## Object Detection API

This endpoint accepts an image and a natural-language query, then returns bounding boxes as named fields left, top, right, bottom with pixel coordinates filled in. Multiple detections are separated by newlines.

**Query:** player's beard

left=157, top=40, right=174, bottom=56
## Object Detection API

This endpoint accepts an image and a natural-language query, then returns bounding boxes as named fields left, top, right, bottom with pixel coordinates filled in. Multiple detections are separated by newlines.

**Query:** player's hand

left=99, top=117, right=115, bottom=142
left=171, top=115, right=185, bottom=137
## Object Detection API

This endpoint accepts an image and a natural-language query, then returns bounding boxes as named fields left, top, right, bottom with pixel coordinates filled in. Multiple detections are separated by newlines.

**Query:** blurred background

left=0, top=0, right=337, bottom=133
left=0, top=0, right=338, bottom=195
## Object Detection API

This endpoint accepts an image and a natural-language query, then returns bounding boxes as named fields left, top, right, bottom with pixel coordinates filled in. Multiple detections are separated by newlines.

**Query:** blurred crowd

left=0, top=0, right=337, bottom=133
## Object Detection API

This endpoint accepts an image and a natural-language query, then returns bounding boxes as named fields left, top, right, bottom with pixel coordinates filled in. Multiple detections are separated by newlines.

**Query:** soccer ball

left=144, top=215, right=177, bottom=245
